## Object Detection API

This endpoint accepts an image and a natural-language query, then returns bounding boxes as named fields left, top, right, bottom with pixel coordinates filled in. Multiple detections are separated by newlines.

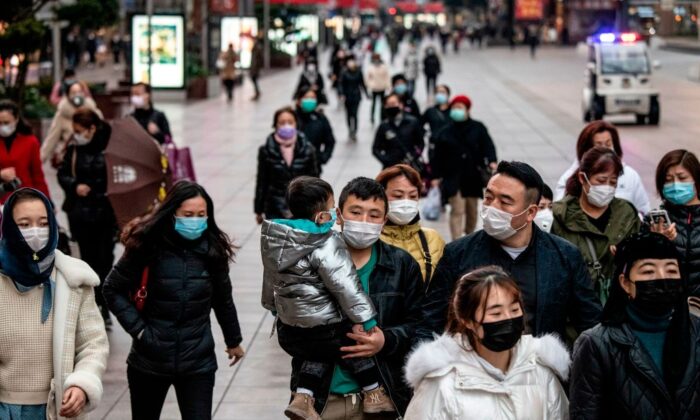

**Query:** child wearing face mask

left=260, top=176, right=394, bottom=419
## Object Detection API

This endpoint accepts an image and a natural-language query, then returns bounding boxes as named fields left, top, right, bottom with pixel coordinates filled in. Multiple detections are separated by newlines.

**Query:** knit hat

left=450, top=95, right=472, bottom=109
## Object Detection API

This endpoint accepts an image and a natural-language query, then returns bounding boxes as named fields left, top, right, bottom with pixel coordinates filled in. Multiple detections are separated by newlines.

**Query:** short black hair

left=286, top=176, right=334, bottom=220
left=339, top=177, right=388, bottom=215
left=133, top=82, right=152, bottom=93
left=496, top=161, right=544, bottom=205
left=541, top=184, right=553, bottom=201
left=437, top=84, right=451, bottom=95
left=391, top=74, right=407, bottom=85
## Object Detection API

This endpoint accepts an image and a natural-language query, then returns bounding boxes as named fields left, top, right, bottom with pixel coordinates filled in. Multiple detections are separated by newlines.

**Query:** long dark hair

left=446, top=266, right=525, bottom=349
left=576, top=121, right=623, bottom=160
left=0, top=99, right=33, bottom=135
left=122, top=181, right=237, bottom=266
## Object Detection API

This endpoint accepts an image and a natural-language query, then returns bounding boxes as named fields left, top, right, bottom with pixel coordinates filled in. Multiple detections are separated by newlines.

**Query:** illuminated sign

left=221, top=17, right=258, bottom=69
left=131, top=15, right=185, bottom=88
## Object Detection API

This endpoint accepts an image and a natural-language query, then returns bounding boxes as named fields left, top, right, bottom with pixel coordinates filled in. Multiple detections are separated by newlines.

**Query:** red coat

left=0, top=132, right=51, bottom=203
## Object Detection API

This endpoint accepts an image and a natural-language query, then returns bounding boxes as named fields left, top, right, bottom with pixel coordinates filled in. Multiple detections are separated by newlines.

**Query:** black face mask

left=632, top=278, right=684, bottom=315
left=480, top=315, right=524, bottom=352
left=384, top=107, right=401, bottom=119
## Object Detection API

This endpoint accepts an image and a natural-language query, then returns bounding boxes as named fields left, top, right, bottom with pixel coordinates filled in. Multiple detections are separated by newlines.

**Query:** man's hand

left=341, top=327, right=385, bottom=358
left=226, top=345, right=245, bottom=366
left=60, top=386, right=87, bottom=418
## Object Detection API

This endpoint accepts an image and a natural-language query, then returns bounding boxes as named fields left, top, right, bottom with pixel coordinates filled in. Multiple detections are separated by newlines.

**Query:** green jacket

left=551, top=196, right=640, bottom=303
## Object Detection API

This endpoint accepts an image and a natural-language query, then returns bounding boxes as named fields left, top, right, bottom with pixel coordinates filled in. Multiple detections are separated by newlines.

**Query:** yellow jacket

left=381, top=223, right=446, bottom=284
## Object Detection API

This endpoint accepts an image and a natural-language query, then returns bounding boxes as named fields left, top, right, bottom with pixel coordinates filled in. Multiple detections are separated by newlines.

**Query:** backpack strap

left=417, top=229, right=433, bottom=285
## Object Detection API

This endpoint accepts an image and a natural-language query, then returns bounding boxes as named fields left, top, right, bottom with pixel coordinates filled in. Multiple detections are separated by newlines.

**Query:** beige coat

left=365, top=63, right=391, bottom=93
left=41, top=97, right=102, bottom=163
left=219, top=50, right=238, bottom=80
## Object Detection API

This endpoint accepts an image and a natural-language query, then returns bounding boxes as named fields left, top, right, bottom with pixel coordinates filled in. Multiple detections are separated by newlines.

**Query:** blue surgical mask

left=174, top=216, right=208, bottom=240
left=663, top=182, right=696, bottom=205
left=450, top=108, right=467, bottom=122
left=315, top=209, right=337, bottom=231
left=394, top=84, right=408, bottom=95
left=435, top=93, right=448, bottom=105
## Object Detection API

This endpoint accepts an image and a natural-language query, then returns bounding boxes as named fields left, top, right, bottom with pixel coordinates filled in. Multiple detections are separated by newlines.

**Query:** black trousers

left=425, top=76, right=437, bottom=96
left=127, top=366, right=216, bottom=420
left=223, top=78, right=235, bottom=101
left=370, top=91, right=384, bottom=123
left=251, top=75, right=260, bottom=95
left=277, top=320, right=378, bottom=396
left=69, top=217, right=115, bottom=309
left=345, top=100, right=360, bottom=135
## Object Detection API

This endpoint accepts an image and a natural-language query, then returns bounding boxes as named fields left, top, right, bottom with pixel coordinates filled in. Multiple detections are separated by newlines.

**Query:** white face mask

left=387, top=199, right=419, bottom=225
left=342, top=220, right=384, bottom=249
left=131, top=95, right=146, bottom=108
left=583, top=173, right=616, bottom=207
left=534, top=208, right=553, bottom=233
left=481, top=205, right=529, bottom=241
left=74, top=132, right=91, bottom=145
left=20, top=227, right=50, bottom=253
left=0, top=123, right=16, bottom=138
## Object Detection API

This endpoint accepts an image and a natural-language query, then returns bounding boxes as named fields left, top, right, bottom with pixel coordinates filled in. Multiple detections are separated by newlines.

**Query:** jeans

left=127, top=366, right=215, bottom=420
left=277, top=320, right=378, bottom=396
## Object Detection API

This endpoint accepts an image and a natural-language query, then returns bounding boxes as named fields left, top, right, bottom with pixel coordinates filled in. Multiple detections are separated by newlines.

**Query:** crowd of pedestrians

left=0, top=24, right=698, bottom=420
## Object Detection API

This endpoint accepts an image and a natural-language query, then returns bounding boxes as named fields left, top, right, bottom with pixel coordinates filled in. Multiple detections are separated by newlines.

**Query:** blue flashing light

left=599, top=33, right=616, bottom=43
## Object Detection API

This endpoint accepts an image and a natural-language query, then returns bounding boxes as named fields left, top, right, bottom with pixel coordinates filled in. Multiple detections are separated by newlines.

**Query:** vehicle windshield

left=600, top=44, right=650, bottom=75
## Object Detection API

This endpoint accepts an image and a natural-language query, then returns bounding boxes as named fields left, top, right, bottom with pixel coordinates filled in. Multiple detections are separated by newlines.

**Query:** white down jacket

left=404, top=333, right=570, bottom=420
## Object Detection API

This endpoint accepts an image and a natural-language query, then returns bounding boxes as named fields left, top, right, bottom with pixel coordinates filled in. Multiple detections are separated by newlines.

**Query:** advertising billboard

left=515, top=0, right=544, bottom=20
left=131, top=15, right=185, bottom=88
left=221, top=17, right=258, bottom=69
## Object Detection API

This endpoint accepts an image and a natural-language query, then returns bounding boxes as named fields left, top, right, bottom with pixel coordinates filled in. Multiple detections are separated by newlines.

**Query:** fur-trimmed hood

left=405, top=333, right=570, bottom=389
left=54, top=250, right=100, bottom=289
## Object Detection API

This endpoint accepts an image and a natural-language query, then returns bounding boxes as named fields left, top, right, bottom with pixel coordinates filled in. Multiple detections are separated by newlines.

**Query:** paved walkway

left=44, top=40, right=700, bottom=419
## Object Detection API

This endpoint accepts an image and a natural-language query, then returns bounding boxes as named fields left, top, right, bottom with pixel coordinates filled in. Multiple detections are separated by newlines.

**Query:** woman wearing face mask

left=0, top=188, right=108, bottom=420
left=570, top=232, right=700, bottom=419
left=552, top=147, right=644, bottom=304
left=58, top=108, right=116, bottom=325
left=338, top=57, right=369, bottom=141
left=365, top=53, right=391, bottom=124
left=0, top=100, right=50, bottom=204
left=294, top=59, right=328, bottom=106
left=431, top=95, right=498, bottom=240
left=294, top=88, right=335, bottom=173
left=655, top=149, right=700, bottom=296
left=534, top=184, right=555, bottom=233
left=404, top=266, right=570, bottom=419
left=554, top=121, right=650, bottom=214
left=376, top=164, right=445, bottom=284
left=130, top=82, right=172, bottom=144
left=103, top=181, right=244, bottom=420
left=421, top=84, right=451, bottom=137
left=42, top=81, right=102, bottom=166
left=255, top=106, right=319, bottom=224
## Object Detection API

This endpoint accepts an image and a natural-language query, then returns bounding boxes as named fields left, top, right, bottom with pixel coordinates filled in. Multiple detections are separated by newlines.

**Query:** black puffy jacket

left=254, top=134, right=319, bottom=219
left=667, top=203, right=700, bottom=295
left=372, top=114, right=425, bottom=169
left=290, top=240, right=424, bottom=415
left=295, top=108, right=335, bottom=167
left=570, top=313, right=700, bottom=419
left=103, top=233, right=243, bottom=376
left=57, top=123, right=115, bottom=226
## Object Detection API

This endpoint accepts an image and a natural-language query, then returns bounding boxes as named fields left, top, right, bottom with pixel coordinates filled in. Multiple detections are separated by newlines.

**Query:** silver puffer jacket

left=260, top=220, right=376, bottom=328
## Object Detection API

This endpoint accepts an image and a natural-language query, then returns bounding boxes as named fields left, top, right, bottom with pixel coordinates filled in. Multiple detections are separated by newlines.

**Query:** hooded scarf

left=0, top=188, right=59, bottom=322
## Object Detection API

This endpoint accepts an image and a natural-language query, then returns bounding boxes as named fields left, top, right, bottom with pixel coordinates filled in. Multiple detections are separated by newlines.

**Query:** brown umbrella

left=106, top=116, right=169, bottom=227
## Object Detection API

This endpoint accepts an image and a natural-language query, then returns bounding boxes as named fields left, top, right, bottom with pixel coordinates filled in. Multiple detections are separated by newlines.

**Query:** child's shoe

left=284, top=392, right=321, bottom=420
left=362, top=386, right=395, bottom=413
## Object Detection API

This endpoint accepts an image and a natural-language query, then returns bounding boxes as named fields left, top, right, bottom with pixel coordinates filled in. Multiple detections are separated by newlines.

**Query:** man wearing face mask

left=419, top=161, right=602, bottom=341
left=390, top=74, right=421, bottom=118
left=570, top=232, right=700, bottom=419
left=58, top=108, right=117, bottom=325
left=289, top=177, right=423, bottom=418
left=372, top=94, right=425, bottom=170
left=42, top=81, right=102, bottom=165
left=431, top=95, right=497, bottom=240
left=551, top=147, right=654, bottom=305
left=130, top=82, right=171, bottom=144
left=294, top=59, right=328, bottom=105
